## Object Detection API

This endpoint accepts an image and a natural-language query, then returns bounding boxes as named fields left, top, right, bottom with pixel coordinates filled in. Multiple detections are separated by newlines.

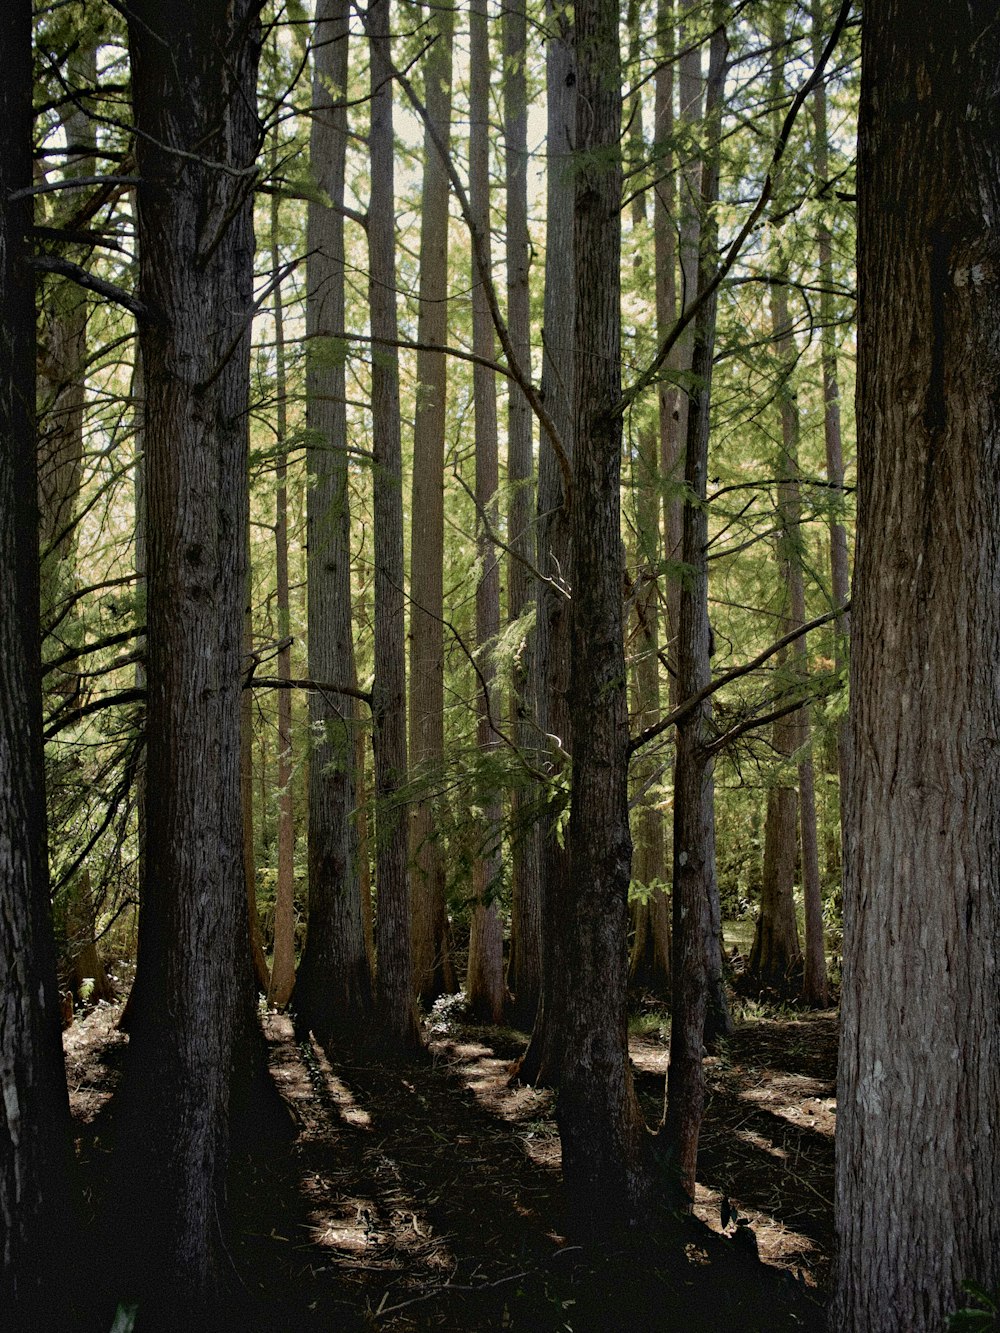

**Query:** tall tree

left=514, top=0, right=575, bottom=1085
left=833, top=2, right=1000, bottom=1327
left=556, top=0, right=651, bottom=1228
left=409, top=0, right=457, bottom=1009
left=117, top=0, right=264, bottom=1314
left=368, top=0, right=422, bottom=1053
left=0, top=2, right=75, bottom=1323
left=293, top=0, right=373, bottom=1047
left=503, top=0, right=542, bottom=1031
left=664, top=14, right=730, bottom=1204
left=465, top=0, right=508, bottom=1025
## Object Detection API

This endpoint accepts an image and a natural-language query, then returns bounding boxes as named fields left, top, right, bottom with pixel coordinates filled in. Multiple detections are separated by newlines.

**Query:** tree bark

left=503, top=0, right=542, bottom=1032
left=369, top=0, right=422, bottom=1054
left=833, top=3, right=1000, bottom=1328
left=555, top=0, right=652, bottom=1231
left=664, top=15, right=730, bottom=1206
left=0, top=4, right=75, bottom=1322
left=117, top=3, right=263, bottom=1316
left=465, top=0, right=509, bottom=1026
left=292, top=0, right=373, bottom=1048
left=409, top=0, right=457, bottom=1010
left=513, top=1, right=575, bottom=1085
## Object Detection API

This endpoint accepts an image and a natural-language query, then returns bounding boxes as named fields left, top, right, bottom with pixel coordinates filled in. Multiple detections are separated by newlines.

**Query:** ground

left=65, top=996, right=835, bottom=1331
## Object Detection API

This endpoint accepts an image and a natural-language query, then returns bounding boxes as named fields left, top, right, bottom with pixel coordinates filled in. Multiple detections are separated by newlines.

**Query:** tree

left=555, top=0, right=651, bottom=1228
left=1, top=2, right=75, bottom=1323
left=116, top=0, right=264, bottom=1315
left=368, top=0, right=422, bottom=1053
left=292, top=0, right=373, bottom=1047
left=833, top=2, right=1000, bottom=1327
left=408, top=0, right=457, bottom=1009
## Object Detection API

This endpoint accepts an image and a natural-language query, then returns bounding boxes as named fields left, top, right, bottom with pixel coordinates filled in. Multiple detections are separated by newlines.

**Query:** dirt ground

left=65, top=1000, right=836, bottom=1331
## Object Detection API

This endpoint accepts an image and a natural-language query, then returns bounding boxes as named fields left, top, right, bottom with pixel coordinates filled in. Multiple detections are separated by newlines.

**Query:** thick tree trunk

left=0, top=5, right=75, bottom=1322
left=409, top=0, right=457, bottom=1009
left=293, top=0, right=373, bottom=1047
left=556, top=0, right=651, bottom=1231
left=833, top=4, right=1000, bottom=1328
left=369, top=0, right=422, bottom=1054
left=117, top=3, right=263, bottom=1316
left=665, top=17, right=730, bottom=1205
left=465, top=0, right=508, bottom=1026
left=514, top=3, right=575, bottom=1085
left=503, top=0, right=542, bottom=1032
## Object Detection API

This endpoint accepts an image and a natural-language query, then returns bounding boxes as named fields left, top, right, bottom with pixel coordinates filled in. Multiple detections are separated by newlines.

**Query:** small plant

left=947, top=1282, right=1000, bottom=1330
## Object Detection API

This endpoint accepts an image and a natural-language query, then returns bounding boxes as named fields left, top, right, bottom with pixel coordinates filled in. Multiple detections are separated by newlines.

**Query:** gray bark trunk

left=833, top=3, right=1000, bottom=1327
left=293, top=0, right=373, bottom=1047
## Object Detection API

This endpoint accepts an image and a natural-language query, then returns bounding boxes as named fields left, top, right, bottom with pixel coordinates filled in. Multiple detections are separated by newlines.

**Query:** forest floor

left=65, top=997, right=836, bottom=1331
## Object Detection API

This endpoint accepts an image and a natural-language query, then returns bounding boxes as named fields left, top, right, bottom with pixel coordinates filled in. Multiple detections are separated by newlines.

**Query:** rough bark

left=369, top=0, right=422, bottom=1054
left=409, top=0, right=457, bottom=1009
left=833, top=4, right=1000, bottom=1328
left=664, top=17, right=730, bottom=1205
left=503, top=0, right=542, bottom=1031
left=513, top=3, right=575, bottom=1085
left=465, top=0, right=509, bottom=1026
left=116, top=3, right=263, bottom=1316
left=0, top=4, right=75, bottom=1322
left=555, top=0, right=652, bottom=1232
left=292, top=0, right=373, bottom=1047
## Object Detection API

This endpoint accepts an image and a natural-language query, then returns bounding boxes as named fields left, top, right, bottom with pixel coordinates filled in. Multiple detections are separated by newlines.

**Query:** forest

left=1, top=0, right=998, bottom=1329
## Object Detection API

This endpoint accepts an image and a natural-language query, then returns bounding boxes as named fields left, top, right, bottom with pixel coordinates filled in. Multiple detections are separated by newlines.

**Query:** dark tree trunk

left=514, top=1, right=575, bottom=1085
left=117, top=3, right=263, bottom=1318
left=0, top=4, right=75, bottom=1324
left=409, top=0, right=457, bottom=1009
left=833, top=3, right=1000, bottom=1328
left=292, top=0, right=373, bottom=1049
left=503, top=0, right=542, bottom=1031
left=555, top=0, right=651, bottom=1231
left=665, top=16, right=730, bottom=1205
left=369, top=0, right=422, bottom=1055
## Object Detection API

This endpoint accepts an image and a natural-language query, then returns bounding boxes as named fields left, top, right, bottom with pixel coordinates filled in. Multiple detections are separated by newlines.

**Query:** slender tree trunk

left=117, top=4, right=263, bottom=1315
left=664, top=16, right=729, bottom=1205
left=833, top=4, right=1000, bottom=1327
left=293, top=0, right=373, bottom=1047
left=503, top=0, right=542, bottom=1031
left=267, top=162, right=296, bottom=1010
left=409, top=0, right=457, bottom=1009
left=514, top=2, right=575, bottom=1085
left=369, top=0, right=422, bottom=1054
left=626, top=0, right=670, bottom=999
left=556, top=0, right=651, bottom=1231
left=466, top=0, right=508, bottom=1025
left=1, top=5, right=75, bottom=1322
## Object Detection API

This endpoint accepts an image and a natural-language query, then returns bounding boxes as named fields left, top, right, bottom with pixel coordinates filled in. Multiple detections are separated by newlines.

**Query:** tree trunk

left=117, top=3, right=262, bottom=1316
left=555, top=0, right=651, bottom=1232
left=409, top=0, right=457, bottom=1009
left=503, top=0, right=542, bottom=1032
left=1, top=5, right=75, bottom=1321
left=465, top=0, right=508, bottom=1026
left=513, top=2, right=575, bottom=1085
left=833, top=4, right=1000, bottom=1328
left=292, top=0, right=373, bottom=1048
left=369, top=0, right=422, bottom=1054
left=664, top=16, right=730, bottom=1205
left=267, top=162, right=296, bottom=1011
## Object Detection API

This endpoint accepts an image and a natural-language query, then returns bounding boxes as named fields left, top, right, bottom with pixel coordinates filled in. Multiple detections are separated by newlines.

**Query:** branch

left=30, top=254, right=149, bottom=321
left=248, top=675, right=372, bottom=707
left=617, top=0, right=854, bottom=416
left=627, top=602, right=849, bottom=757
